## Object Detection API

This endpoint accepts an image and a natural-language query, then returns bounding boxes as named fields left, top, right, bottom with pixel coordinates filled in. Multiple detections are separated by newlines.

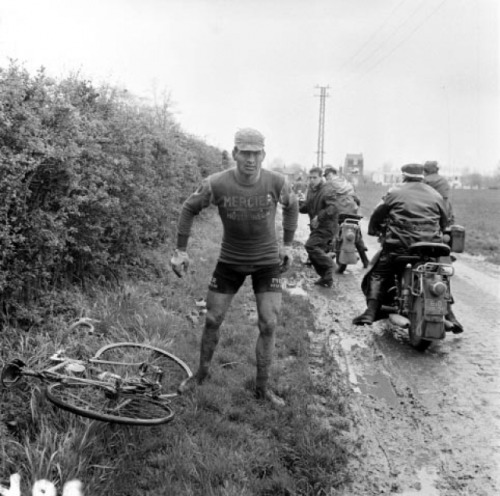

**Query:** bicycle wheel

left=91, top=342, right=192, bottom=398
left=46, top=382, right=174, bottom=425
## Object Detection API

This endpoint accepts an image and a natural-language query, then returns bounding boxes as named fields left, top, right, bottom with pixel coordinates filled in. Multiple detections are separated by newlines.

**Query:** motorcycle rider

left=323, top=166, right=369, bottom=269
left=423, top=160, right=455, bottom=225
left=352, top=163, right=464, bottom=333
left=299, top=167, right=337, bottom=287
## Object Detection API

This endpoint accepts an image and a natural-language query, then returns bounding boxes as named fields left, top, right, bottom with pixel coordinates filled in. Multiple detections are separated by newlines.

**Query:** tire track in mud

left=287, top=216, right=499, bottom=496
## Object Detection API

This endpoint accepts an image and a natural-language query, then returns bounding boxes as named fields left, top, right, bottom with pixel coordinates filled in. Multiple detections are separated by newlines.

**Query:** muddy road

left=287, top=215, right=500, bottom=495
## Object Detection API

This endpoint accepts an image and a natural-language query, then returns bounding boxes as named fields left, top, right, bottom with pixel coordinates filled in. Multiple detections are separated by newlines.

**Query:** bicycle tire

left=46, top=382, right=174, bottom=425
left=90, top=342, right=192, bottom=399
left=408, top=297, right=432, bottom=352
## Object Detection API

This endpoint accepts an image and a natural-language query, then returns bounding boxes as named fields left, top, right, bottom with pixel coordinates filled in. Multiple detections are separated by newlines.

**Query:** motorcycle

left=334, top=214, right=369, bottom=273
left=378, top=241, right=455, bottom=351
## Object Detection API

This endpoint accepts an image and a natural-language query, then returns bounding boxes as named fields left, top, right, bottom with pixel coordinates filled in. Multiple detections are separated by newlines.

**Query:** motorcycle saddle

left=338, top=213, right=363, bottom=223
left=408, top=242, right=451, bottom=258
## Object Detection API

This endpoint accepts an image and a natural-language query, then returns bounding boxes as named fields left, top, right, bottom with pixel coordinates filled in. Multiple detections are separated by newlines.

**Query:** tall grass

left=449, top=188, right=500, bottom=264
left=1, top=209, right=354, bottom=495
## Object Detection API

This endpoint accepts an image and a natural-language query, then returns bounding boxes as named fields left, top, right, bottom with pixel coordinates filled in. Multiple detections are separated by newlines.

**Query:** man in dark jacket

left=299, top=167, right=337, bottom=287
left=423, top=160, right=455, bottom=224
left=352, top=163, right=464, bottom=333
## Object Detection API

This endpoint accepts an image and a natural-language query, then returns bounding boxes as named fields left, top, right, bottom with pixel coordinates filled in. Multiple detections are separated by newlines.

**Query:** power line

left=337, top=0, right=410, bottom=73
left=338, top=0, right=447, bottom=89
left=344, top=0, right=428, bottom=77
left=359, top=0, right=448, bottom=78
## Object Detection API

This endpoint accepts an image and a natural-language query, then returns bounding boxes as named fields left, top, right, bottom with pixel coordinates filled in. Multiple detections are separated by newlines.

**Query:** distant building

left=371, top=171, right=401, bottom=185
left=371, top=170, right=463, bottom=188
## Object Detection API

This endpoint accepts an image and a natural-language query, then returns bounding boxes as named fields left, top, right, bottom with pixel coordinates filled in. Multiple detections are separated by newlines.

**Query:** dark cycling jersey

left=176, top=168, right=298, bottom=265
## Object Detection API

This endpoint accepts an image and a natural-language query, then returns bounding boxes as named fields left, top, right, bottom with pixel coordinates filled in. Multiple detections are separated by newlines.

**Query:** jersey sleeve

left=176, top=178, right=213, bottom=249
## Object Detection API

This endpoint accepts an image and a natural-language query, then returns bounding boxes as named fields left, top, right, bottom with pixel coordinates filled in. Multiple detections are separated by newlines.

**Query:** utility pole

left=315, top=85, right=329, bottom=169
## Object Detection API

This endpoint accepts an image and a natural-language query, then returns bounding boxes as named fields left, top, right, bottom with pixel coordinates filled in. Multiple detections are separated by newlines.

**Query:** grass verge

left=1, top=211, right=354, bottom=495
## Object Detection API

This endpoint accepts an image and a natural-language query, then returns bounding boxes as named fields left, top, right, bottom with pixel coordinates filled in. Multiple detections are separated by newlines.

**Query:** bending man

left=299, top=167, right=337, bottom=287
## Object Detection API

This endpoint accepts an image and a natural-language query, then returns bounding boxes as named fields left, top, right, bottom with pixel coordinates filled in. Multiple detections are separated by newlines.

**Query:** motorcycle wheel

left=408, top=296, right=432, bottom=352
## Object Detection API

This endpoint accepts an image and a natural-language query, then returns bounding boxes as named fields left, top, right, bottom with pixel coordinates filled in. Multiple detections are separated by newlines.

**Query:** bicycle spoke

left=46, top=383, right=174, bottom=425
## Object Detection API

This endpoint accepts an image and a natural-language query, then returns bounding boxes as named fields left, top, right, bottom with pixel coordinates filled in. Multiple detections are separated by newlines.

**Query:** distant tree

left=268, top=157, right=286, bottom=171
left=286, top=162, right=304, bottom=174
left=382, top=161, right=393, bottom=172
left=462, top=173, right=483, bottom=189
left=0, top=60, right=225, bottom=309
left=488, top=167, right=500, bottom=189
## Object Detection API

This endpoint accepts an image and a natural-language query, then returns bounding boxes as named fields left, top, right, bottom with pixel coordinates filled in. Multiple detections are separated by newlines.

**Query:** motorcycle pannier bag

left=449, top=225, right=465, bottom=253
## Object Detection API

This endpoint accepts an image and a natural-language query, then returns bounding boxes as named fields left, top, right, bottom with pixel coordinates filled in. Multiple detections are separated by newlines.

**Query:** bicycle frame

left=1, top=354, right=164, bottom=398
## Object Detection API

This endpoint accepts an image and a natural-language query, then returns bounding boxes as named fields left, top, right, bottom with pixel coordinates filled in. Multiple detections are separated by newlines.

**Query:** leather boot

left=359, top=248, right=369, bottom=269
left=314, top=267, right=334, bottom=287
left=352, top=299, right=380, bottom=325
left=445, top=305, right=464, bottom=334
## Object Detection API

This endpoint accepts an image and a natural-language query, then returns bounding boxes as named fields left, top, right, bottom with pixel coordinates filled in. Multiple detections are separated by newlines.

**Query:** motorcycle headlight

left=430, top=281, right=447, bottom=296
left=345, top=231, right=355, bottom=242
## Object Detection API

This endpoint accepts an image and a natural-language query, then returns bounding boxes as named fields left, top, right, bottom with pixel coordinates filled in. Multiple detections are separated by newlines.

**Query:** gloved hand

left=171, top=249, right=190, bottom=278
left=279, top=246, right=293, bottom=273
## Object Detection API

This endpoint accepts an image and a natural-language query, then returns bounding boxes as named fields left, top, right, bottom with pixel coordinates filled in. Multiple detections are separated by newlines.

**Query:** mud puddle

left=284, top=215, right=499, bottom=495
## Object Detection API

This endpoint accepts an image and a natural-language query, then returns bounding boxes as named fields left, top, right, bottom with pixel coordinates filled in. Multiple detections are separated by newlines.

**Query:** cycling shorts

left=208, top=262, right=283, bottom=294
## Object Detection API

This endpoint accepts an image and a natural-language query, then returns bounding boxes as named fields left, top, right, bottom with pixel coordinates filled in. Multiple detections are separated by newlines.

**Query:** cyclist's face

left=233, top=148, right=266, bottom=178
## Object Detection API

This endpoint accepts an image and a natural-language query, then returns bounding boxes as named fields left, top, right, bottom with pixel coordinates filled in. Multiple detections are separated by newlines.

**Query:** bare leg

left=254, top=292, right=285, bottom=407
left=178, top=290, right=234, bottom=393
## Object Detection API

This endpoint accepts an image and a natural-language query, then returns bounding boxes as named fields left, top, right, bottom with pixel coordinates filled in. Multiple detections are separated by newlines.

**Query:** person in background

left=170, top=128, right=298, bottom=407
left=323, top=166, right=360, bottom=208
left=352, top=163, right=463, bottom=333
left=423, top=160, right=455, bottom=225
left=293, top=175, right=307, bottom=196
left=298, top=167, right=337, bottom=287
left=323, top=166, right=369, bottom=269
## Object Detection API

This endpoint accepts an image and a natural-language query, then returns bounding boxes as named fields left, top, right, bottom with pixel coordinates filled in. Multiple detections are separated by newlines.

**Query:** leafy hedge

left=0, top=62, right=226, bottom=306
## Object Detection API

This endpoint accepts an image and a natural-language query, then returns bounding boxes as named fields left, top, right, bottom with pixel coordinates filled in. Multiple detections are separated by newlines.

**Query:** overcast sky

left=1, top=0, right=498, bottom=175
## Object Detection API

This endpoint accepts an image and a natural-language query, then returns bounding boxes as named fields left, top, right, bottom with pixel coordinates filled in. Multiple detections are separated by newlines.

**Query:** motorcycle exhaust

left=389, top=313, right=410, bottom=328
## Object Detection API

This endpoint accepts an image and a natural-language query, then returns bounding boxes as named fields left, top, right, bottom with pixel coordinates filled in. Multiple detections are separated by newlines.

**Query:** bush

left=0, top=61, right=226, bottom=311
